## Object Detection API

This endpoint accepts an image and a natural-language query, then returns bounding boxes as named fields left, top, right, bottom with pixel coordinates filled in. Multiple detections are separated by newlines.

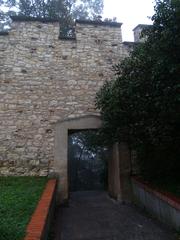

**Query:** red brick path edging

left=24, top=179, right=57, bottom=240
left=132, top=176, right=180, bottom=211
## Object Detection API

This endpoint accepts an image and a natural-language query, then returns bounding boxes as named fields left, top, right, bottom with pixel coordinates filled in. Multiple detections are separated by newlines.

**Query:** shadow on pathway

left=54, top=191, right=177, bottom=240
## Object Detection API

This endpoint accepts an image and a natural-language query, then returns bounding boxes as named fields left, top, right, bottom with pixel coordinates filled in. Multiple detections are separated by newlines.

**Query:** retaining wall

left=24, top=179, right=57, bottom=240
left=132, top=177, right=180, bottom=231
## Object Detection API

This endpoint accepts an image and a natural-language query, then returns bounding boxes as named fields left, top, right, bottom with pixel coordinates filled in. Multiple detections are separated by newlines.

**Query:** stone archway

left=54, top=115, right=132, bottom=204
left=54, top=115, right=102, bottom=202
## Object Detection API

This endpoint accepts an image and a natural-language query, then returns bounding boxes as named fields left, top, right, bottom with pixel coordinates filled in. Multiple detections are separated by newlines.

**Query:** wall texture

left=0, top=17, right=130, bottom=176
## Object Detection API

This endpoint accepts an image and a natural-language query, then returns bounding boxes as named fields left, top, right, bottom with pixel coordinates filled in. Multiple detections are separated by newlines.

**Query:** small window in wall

left=68, top=130, right=109, bottom=192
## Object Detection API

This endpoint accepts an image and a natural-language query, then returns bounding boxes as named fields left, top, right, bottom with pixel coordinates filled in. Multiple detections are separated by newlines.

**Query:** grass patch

left=0, top=177, right=47, bottom=240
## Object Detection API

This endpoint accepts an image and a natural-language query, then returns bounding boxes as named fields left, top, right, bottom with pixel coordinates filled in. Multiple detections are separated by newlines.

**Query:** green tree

left=0, top=0, right=104, bottom=30
left=0, top=0, right=16, bottom=29
left=96, top=0, right=180, bottom=180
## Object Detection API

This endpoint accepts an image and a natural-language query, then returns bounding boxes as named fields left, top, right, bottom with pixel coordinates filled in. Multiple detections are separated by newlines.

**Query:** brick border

left=24, top=179, right=57, bottom=240
left=132, top=176, right=180, bottom=211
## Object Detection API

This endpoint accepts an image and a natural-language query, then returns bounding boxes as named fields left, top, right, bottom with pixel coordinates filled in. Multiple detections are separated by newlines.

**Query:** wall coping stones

left=24, top=179, right=57, bottom=240
left=11, top=15, right=59, bottom=23
left=132, top=176, right=180, bottom=211
left=10, top=16, right=122, bottom=28
left=75, top=19, right=122, bottom=27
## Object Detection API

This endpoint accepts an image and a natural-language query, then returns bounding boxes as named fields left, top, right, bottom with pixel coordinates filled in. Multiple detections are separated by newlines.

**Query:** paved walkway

left=55, top=191, right=177, bottom=240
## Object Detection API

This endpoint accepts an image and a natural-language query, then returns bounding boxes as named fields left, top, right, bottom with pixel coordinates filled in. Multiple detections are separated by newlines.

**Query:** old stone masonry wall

left=0, top=17, right=129, bottom=176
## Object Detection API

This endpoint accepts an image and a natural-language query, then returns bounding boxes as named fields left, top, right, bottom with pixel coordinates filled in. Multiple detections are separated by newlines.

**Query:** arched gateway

left=54, top=115, right=102, bottom=202
left=54, top=115, right=132, bottom=203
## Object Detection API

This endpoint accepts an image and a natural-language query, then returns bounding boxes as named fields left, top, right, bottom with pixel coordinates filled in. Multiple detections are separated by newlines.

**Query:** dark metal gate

left=68, top=130, right=108, bottom=192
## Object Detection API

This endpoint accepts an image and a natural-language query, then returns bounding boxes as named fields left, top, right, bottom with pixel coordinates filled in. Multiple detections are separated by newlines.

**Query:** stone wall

left=0, top=17, right=130, bottom=176
left=133, top=24, right=151, bottom=42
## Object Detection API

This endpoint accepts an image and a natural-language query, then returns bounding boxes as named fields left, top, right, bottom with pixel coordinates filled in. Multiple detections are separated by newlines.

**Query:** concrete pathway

left=55, top=191, right=177, bottom=240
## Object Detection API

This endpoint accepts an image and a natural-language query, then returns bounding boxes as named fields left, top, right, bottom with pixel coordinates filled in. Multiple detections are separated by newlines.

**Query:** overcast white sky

left=103, top=0, right=155, bottom=41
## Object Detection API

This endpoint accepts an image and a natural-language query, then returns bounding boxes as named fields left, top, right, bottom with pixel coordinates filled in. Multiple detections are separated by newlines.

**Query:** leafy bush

left=96, top=0, right=180, bottom=180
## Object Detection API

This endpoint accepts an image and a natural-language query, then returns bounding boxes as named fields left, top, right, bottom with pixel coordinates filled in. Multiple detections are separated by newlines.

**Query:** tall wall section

left=0, top=17, right=129, bottom=176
